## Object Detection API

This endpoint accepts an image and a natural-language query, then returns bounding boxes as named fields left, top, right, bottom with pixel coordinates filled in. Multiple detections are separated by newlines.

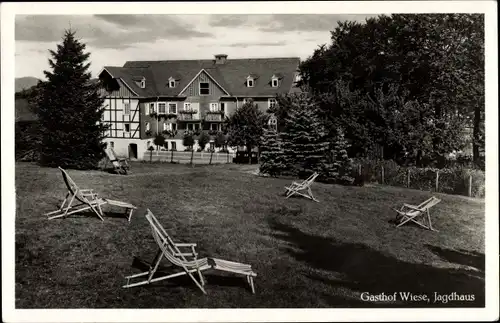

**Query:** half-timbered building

left=98, top=54, right=301, bottom=159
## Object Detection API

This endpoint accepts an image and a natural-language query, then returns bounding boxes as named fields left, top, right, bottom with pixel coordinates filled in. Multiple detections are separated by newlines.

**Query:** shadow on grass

left=268, top=217, right=485, bottom=307
left=426, top=245, right=485, bottom=272
left=130, top=257, right=252, bottom=292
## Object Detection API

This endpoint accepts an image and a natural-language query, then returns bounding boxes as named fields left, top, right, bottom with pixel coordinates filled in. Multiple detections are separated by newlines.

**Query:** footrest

left=105, top=199, right=137, bottom=209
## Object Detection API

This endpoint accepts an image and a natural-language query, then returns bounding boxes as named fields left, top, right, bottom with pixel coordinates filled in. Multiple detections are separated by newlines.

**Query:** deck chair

left=105, top=148, right=130, bottom=175
left=123, top=209, right=257, bottom=294
left=284, top=172, right=320, bottom=202
left=393, top=196, right=442, bottom=231
left=44, top=167, right=137, bottom=221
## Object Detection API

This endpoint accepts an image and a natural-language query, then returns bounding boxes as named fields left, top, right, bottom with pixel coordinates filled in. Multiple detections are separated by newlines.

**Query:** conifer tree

left=327, top=127, right=354, bottom=184
left=281, top=94, right=329, bottom=178
left=32, top=29, right=107, bottom=169
left=259, top=128, right=287, bottom=177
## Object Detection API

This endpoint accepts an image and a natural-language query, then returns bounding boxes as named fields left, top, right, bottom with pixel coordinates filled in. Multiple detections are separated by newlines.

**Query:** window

left=158, top=102, right=166, bottom=114
left=171, top=142, right=177, bottom=151
left=194, top=123, right=200, bottom=130
left=210, top=123, right=219, bottom=131
left=148, top=103, right=155, bottom=115
left=220, top=102, right=225, bottom=113
left=199, top=82, right=210, bottom=95
left=184, top=102, right=192, bottom=111
left=110, top=141, right=114, bottom=148
left=269, top=115, right=277, bottom=125
left=147, top=141, right=151, bottom=148
left=171, top=123, right=177, bottom=131
left=210, top=142, right=215, bottom=150
left=140, top=79, right=145, bottom=88
left=268, top=98, right=277, bottom=109
left=210, top=103, right=219, bottom=112
left=145, top=122, right=150, bottom=131
left=271, top=78, right=279, bottom=87
left=124, top=103, right=130, bottom=115
left=243, top=98, right=251, bottom=105
left=124, top=124, right=130, bottom=133
left=169, top=80, right=176, bottom=88
left=187, top=123, right=194, bottom=131
left=168, top=103, right=177, bottom=114
left=163, top=123, right=168, bottom=131
left=164, top=142, right=169, bottom=150
left=247, top=78, right=254, bottom=87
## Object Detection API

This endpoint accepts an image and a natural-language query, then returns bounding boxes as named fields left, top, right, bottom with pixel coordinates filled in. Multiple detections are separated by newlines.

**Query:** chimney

left=214, top=54, right=228, bottom=65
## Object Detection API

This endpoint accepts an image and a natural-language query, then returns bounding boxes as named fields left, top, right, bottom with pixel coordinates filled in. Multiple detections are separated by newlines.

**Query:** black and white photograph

left=1, top=1, right=498, bottom=322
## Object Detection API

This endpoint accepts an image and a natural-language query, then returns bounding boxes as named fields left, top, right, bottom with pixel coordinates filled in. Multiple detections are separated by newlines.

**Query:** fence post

left=381, top=165, right=384, bottom=184
left=358, top=164, right=362, bottom=176
left=407, top=168, right=411, bottom=188
left=468, top=174, right=473, bottom=197
left=435, top=170, right=439, bottom=192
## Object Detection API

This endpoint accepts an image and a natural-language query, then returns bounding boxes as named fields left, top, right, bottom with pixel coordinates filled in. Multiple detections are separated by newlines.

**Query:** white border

left=2, top=1, right=498, bottom=322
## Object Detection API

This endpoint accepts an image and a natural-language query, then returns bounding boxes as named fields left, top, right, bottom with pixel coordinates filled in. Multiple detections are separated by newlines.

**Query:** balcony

left=179, top=109, right=198, bottom=114
left=177, top=113, right=201, bottom=121
left=205, top=114, right=223, bottom=122
left=205, top=110, right=225, bottom=122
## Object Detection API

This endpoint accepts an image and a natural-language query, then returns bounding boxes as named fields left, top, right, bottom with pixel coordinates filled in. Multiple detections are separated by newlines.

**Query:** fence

left=352, top=160, right=485, bottom=198
left=143, top=150, right=236, bottom=164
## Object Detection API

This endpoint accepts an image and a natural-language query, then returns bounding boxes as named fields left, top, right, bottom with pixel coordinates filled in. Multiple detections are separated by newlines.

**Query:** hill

left=15, top=77, right=40, bottom=93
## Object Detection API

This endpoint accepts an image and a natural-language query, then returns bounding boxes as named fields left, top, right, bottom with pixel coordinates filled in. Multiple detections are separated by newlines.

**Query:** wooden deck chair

left=284, top=172, right=320, bottom=202
left=105, top=148, right=130, bottom=175
left=45, top=167, right=137, bottom=221
left=393, top=196, right=442, bottom=231
left=123, top=209, right=257, bottom=294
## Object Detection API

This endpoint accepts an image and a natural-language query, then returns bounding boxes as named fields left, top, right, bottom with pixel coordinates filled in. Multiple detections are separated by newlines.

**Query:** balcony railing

left=177, top=113, right=200, bottom=121
left=205, top=114, right=223, bottom=121
left=179, top=109, right=198, bottom=114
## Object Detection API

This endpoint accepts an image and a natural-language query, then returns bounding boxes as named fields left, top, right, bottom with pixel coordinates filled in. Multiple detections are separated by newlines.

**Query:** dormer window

left=271, top=76, right=279, bottom=88
left=246, top=75, right=255, bottom=87
left=133, top=76, right=146, bottom=88
left=168, top=77, right=176, bottom=88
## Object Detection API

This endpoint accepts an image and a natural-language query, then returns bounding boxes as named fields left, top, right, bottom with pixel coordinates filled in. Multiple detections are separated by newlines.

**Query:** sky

left=15, top=14, right=378, bottom=79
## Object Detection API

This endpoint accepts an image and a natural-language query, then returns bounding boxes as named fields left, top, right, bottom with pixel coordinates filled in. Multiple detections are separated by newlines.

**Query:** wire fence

left=351, top=159, right=485, bottom=198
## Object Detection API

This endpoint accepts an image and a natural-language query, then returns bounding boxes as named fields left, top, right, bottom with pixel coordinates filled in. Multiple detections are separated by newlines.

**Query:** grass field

left=15, top=161, right=485, bottom=308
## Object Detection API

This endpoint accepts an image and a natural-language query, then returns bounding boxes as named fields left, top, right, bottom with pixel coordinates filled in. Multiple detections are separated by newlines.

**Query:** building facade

left=98, top=54, right=301, bottom=159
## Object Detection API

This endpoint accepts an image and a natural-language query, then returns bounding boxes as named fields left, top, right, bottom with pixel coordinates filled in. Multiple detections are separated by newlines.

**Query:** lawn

left=15, top=161, right=485, bottom=308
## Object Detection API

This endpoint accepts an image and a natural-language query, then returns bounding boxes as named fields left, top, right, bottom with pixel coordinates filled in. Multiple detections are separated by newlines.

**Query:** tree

left=299, top=14, right=484, bottom=167
left=281, top=93, right=329, bottom=178
left=198, top=131, right=210, bottom=152
left=183, top=132, right=195, bottom=165
left=327, top=127, right=354, bottom=184
left=183, top=132, right=195, bottom=150
left=153, top=133, right=165, bottom=151
left=225, top=100, right=267, bottom=164
left=148, top=145, right=154, bottom=163
left=259, top=128, right=288, bottom=177
left=30, top=29, right=107, bottom=169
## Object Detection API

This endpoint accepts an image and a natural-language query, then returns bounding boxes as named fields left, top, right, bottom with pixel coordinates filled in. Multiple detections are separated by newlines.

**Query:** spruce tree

left=327, top=127, right=354, bottom=184
left=281, top=94, right=329, bottom=178
left=259, top=128, right=287, bottom=177
left=33, top=29, right=107, bottom=169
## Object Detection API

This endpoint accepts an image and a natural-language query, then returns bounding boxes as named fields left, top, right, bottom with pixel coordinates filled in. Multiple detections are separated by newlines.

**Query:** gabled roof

left=178, top=68, right=231, bottom=96
left=99, top=66, right=157, bottom=97
left=100, top=57, right=301, bottom=98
